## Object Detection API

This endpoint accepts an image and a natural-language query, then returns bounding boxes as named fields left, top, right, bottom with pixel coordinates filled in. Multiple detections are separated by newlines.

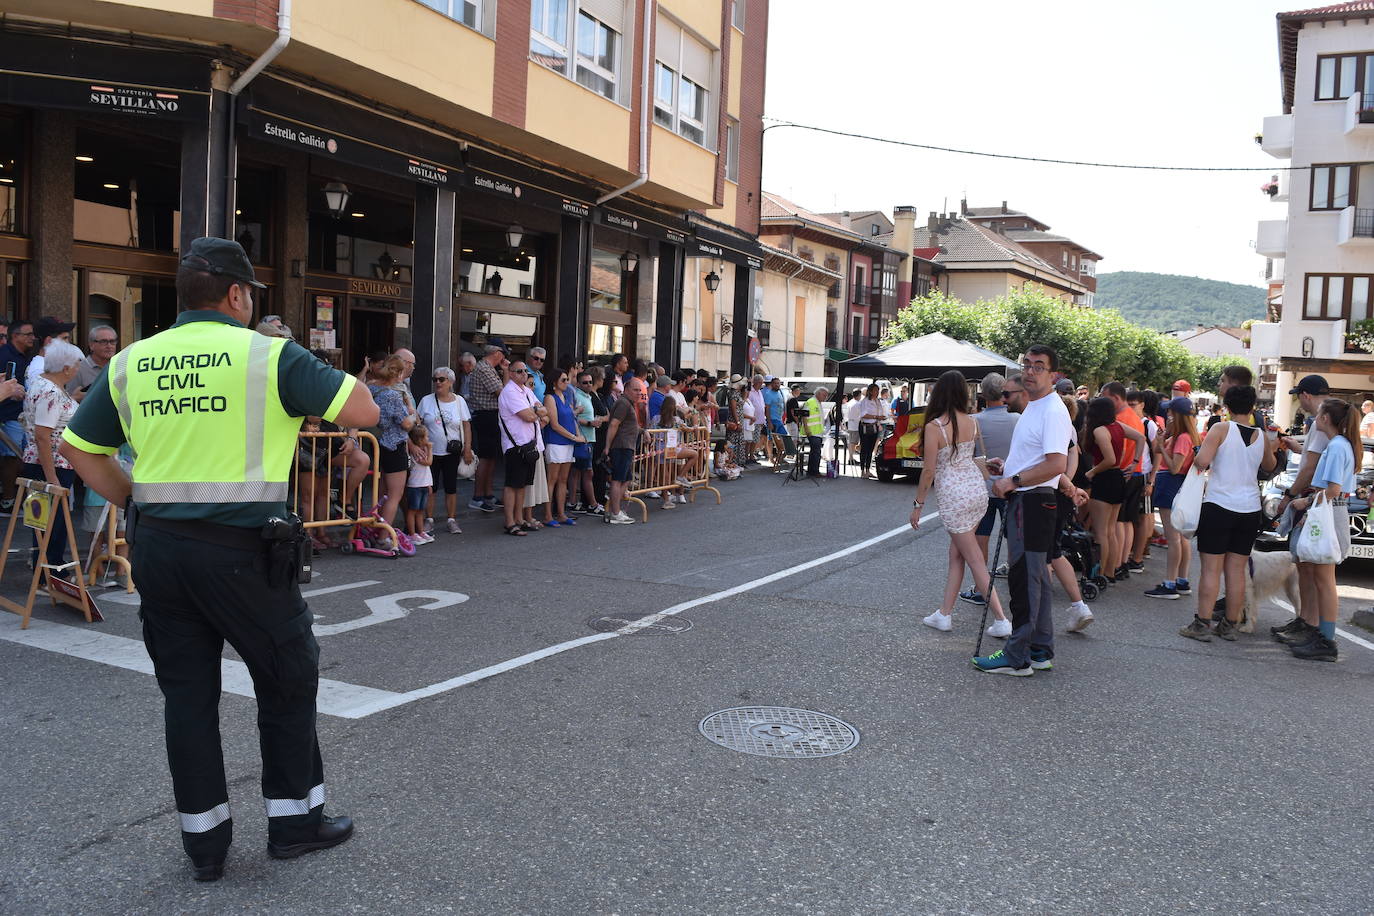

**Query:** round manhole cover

left=698, top=707, right=859, bottom=758
left=586, top=613, right=693, bottom=635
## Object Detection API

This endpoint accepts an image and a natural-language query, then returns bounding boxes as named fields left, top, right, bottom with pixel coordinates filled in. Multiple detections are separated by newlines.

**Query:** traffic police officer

left=60, top=238, right=379, bottom=882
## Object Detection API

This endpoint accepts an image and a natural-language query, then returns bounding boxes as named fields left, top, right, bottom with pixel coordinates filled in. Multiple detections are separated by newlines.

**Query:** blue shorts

left=1153, top=471, right=1184, bottom=510
left=975, top=496, right=1006, bottom=537
left=404, top=486, right=429, bottom=510
left=0, top=419, right=23, bottom=457
left=610, top=447, right=634, bottom=482
left=769, top=419, right=787, bottom=436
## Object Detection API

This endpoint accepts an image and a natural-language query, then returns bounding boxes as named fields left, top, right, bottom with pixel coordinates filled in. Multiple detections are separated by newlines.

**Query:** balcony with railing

left=849, top=334, right=874, bottom=356
left=851, top=285, right=871, bottom=306
left=1338, top=206, right=1374, bottom=246
left=1259, top=114, right=1293, bottom=159
left=1255, top=219, right=1287, bottom=259
left=1346, top=91, right=1374, bottom=135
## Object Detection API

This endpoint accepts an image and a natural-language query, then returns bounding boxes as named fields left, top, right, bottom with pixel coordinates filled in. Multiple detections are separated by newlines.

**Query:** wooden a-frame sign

left=0, top=478, right=99, bottom=629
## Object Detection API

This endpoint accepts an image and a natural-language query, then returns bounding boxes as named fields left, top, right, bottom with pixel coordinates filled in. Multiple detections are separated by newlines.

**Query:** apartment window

left=1060, top=250, right=1068, bottom=267
left=655, top=13, right=714, bottom=147
left=870, top=224, right=880, bottom=237
left=1311, top=164, right=1355, bottom=211
left=1316, top=52, right=1374, bottom=101
left=755, top=320, right=770, bottom=347
left=724, top=118, right=739, bottom=182
left=532, top=1, right=624, bottom=100
left=732, top=0, right=746, bottom=31
left=1304, top=273, right=1373, bottom=326
left=418, top=0, right=480, bottom=30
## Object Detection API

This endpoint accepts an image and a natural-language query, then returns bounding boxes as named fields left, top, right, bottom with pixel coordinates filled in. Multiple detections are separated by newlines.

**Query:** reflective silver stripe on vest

left=133, top=480, right=289, bottom=503
left=179, top=801, right=231, bottom=834
left=264, top=783, right=325, bottom=818
left=111, top=349, right=133, bottom=433
left=243, top=333, right=273, bottom=482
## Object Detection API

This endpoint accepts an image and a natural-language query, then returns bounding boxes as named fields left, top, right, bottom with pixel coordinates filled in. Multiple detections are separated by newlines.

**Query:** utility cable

left=762, top=119, right=1295, bottom=172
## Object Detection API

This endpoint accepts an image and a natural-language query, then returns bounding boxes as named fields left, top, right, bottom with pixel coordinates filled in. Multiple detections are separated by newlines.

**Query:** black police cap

left=180, top=237, right=266, bottom=288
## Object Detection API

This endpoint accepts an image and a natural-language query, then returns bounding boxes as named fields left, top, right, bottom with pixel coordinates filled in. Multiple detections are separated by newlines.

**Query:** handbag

left=436, top=399, right=462, bottom=455
left=1295, top=491, right=1343, bottom=564
left=1171, top=466, right=1207, bottom=537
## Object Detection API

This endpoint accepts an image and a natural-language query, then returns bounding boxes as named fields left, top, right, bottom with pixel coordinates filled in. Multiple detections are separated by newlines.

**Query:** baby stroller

left=339, top=494, right=415, bottom=558
left=1059, top=521, right=1103, bottom=600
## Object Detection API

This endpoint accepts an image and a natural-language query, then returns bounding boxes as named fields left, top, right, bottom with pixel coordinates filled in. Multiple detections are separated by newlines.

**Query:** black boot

left=267, top=813, right=355, bottom=859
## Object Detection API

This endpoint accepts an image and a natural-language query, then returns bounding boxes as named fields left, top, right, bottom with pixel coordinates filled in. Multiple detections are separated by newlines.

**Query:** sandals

left=520, top=521, right=539, bottom=532
left=504, top=524, right=527, bottom=536
left=556, top=516, right=576, bottom=526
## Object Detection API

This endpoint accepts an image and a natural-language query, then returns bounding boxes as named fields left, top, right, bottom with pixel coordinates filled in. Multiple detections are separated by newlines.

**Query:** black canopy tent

left=828, top=332, right=1021, bottom=464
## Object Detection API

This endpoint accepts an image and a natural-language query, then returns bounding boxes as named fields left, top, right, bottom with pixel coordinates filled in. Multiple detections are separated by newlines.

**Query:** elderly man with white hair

left=457, top=352, right=478, bottom=400
left=526, top=346, right=548, bottom=401
left=21, top=338, right=84, bottom=568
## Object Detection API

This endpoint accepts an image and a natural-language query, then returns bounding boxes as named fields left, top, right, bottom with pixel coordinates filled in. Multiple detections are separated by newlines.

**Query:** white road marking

left=0, top=617, right=402, bottom=717
left=1336, top=627, right=1374, bottom=651
left=312, top=589, right=467, bottom=637
left=302, top=580, right=382, bottom=598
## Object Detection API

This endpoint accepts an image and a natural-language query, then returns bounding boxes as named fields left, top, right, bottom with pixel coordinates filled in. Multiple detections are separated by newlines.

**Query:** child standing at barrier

left=405, top=425, right=434, bottom=545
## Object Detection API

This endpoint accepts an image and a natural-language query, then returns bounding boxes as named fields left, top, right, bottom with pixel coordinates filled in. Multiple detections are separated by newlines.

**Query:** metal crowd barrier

left=291, top=429, right=398, bottom=547
left=623, top=426, right=721, bottom=523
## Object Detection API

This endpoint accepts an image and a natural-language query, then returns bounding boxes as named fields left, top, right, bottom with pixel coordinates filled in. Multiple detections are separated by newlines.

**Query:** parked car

left=1256, top=436, right=1374, bottom=559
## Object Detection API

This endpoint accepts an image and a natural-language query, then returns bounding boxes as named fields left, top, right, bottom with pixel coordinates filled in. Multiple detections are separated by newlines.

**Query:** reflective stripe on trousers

left=179, top=801, right=231, bottom=834
left=265, top=783, right=325, bottom=818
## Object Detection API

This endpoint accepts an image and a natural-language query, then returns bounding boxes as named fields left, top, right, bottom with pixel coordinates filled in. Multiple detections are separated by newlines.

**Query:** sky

left=762, top=0, right=1286, bottom=288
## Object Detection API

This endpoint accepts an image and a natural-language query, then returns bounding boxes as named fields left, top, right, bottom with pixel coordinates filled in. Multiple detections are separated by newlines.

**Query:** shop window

left=457, top=223, right=543, bottom=300
left=307, top=180, right=414, bottom=281
left=587, top=323, right=624, bottom=359
left=460, top=309, right=539, bottom=354
left=235, top=165, right=277, bottom=265
left=0, top=110, right=22, bottom=234
left=84, top=272, right=179, bottom=341
left=588, top=248, right=624, bottom=311
left=73, top=126, right=180, bottom=251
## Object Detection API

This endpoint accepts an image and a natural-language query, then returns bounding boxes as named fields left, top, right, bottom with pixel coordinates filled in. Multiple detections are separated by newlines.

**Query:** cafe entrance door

left=346, top=300, right=396, bottom=371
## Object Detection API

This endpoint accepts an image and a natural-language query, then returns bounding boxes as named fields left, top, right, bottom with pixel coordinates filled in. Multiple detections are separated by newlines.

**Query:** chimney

left=960, top=198, right=967, bottom=215
left=1000, top=200, right=1008, bottom=214
left=838, top=210, right=852, bottom=229
left=891, top=205, right=918, bottom=286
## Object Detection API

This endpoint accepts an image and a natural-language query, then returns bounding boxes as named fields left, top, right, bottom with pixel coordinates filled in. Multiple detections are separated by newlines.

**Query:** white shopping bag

left=1171, top=466, right=1206, bottom=537
left=1295, top=491, right=1343, bottom=565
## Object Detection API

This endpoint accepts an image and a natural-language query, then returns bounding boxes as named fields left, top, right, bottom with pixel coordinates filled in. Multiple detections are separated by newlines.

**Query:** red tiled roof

left=1279, top=1, right=1374, bottom=16
left=760, top=191, right=865, bottom=241
left=1277, top=2, right=1374, bottom=111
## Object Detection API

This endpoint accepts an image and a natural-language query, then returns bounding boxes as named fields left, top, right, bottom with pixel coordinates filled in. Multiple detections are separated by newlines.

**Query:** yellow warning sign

left=22, top=491, right=52, bottom=531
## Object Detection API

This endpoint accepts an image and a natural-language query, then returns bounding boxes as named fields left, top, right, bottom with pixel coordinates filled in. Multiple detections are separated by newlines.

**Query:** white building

left=1171, top=326, right=1248, bottom=358
left=1252, top=1, right=1374, bottom=425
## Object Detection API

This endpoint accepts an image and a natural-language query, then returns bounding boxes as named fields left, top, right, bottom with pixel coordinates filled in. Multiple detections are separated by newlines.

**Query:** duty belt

left=140, top=514, right=264, bottom=551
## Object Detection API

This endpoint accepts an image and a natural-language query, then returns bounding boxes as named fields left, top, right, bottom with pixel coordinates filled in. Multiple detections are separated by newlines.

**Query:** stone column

left=410, top=183, right=458, bottom=389
left=27, top=110, right=74, bottom=319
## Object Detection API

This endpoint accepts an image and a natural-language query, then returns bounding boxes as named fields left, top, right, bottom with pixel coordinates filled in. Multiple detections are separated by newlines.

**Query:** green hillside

left=1095, top=272, right=1267, bottom=332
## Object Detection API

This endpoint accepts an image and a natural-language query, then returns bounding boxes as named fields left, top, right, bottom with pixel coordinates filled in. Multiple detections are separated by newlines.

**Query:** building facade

left=0, top=0, right=768, bottom=385
left=1251, top=1, right=1374, bottom=425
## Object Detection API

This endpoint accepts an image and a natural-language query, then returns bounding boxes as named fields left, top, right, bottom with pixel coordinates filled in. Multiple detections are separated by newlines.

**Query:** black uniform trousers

left=134, top=524, right=325, bottom=862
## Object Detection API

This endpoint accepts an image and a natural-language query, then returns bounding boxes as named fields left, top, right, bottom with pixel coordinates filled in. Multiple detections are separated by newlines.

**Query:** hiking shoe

left=1179, top=616, right=1213, bottom=641
left=1066, top=601, right=1094, bottom=632
left=1270, top=617, right=1305, bottom=639
left=608, top=511, right=635, bottom=525
left=1277, top=621, right=1319, bottom=645
left=1029, top=648, right=1054, bottom=671
left=1290, top=633, right=1338, bottom=662
left=922, top=611, right=952, bottom=632
left=1144, top=582, right=1180, bottom=600
left=985, top=617, right=1012, bottom=638
left=971, top=649, right=1033, bottom=676
left=958, top=587, right=987, bottom=607
left=1126, top=560, right=1145, bottom=575
left=1173, top=578, right=1192, bottom=595
left=446, top=518, right=462, bottom=534
left=1214, top=618, right=1239, bottom=641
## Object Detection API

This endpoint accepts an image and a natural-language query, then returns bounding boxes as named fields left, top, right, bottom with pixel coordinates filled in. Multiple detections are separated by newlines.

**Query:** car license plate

left=900, top=459, right=921, bottom=469
left=1349, top=543, right=1374, bottom=559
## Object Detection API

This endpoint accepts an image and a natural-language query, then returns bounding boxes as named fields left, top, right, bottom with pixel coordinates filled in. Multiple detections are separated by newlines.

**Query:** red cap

left=1171, top=380, right=1192, bottom=394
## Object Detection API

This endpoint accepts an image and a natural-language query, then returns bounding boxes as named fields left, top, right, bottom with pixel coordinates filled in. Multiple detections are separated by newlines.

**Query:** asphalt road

left=2, top=467, right=1373, bottom=915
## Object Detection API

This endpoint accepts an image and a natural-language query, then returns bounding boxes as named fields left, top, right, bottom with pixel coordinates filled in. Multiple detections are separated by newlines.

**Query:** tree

left=1191, top=355, right=1248, bottom=394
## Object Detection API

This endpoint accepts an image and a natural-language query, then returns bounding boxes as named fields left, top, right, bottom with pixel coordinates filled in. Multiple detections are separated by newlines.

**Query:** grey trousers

left=1003, top=488, right=1059, bottom=666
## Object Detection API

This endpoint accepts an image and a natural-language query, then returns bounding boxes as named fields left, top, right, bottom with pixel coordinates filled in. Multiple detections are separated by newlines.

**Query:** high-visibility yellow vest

left=802, top=396, right=825, bottom=436
left=107, top=320, right=297, bottom=505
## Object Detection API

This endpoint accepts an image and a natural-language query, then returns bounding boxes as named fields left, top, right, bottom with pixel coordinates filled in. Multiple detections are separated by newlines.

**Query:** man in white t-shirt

left=974, top=345, right=1073, bottom=677
left=1276, top=374, right=1332, bottom=638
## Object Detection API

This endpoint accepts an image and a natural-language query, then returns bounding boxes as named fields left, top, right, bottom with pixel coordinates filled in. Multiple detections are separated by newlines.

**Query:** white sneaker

left=1067, top=601, right=1094, bottom=632
left=922, top=611, right=952, bottom=632
left=993, top=563, right=1009, bottom=579
left=424, top=517, right=434, bottom=533
left=675, top=493, right=688, bottom=504
left=661, top=499, right=676, bottom=510
left=608, top=511, right=635, bottom=525
left=446, top=517, right=462, bottom=534
left=985, top=617, right=1012, bottom=638
left=646, top=490, right=661, bottom=499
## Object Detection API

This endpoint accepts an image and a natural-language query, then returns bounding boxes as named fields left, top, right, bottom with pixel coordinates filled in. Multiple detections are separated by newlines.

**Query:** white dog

left=1216, top=550, right=1301, bottom=633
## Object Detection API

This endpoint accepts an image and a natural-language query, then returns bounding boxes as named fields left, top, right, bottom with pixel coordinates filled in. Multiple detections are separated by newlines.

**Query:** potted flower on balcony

left=1345, top=318, right=1374, bottom=353
left=1260, top=178, right=1279, bottom=197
